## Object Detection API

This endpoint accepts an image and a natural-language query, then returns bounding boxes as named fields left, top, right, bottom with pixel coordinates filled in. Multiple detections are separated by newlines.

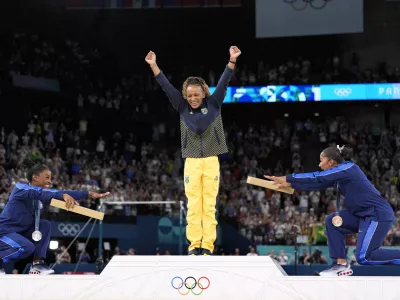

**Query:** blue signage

left=209, top=83, right=400, bottom=103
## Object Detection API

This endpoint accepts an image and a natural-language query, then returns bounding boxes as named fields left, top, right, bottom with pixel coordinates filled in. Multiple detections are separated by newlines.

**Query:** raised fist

left=229, top=46, right=241, bottom=59
left=145, top=51, right=157, bottom=65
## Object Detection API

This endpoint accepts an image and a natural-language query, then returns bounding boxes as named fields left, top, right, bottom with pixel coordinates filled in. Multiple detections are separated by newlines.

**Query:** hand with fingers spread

left=264, top=175, right=291, bottom=189
left=89, top=191, right=111, bottom=199
left=63, top=193, right=79, bottom=210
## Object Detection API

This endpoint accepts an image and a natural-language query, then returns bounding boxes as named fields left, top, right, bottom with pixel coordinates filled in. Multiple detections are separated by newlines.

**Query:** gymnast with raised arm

left=145, top=46, right=241, bottom=255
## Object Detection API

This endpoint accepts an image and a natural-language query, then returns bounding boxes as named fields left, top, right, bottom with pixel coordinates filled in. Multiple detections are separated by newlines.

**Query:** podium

left=1, top=256, right=400, bottom=300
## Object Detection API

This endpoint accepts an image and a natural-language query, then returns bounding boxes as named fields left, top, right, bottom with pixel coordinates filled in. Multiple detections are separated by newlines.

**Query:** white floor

left=1, top=256, right=400, bottom=300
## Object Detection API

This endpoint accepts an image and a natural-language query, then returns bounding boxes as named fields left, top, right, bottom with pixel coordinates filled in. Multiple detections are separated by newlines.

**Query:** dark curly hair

left=23, top=157, right=49, bottom=183
left=182, top=77, right=211, bottom=99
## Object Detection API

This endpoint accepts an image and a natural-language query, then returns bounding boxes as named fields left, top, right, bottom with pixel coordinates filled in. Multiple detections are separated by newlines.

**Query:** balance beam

left=50, top=199, right=104, bottom=220
left=246, top=176, right=295, bottom=194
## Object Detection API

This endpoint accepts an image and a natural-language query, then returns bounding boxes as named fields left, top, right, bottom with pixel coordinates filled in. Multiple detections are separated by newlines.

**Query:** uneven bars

left=104, top=201, right=177, bottom=205
left=100, top=200, right=185, bottom=255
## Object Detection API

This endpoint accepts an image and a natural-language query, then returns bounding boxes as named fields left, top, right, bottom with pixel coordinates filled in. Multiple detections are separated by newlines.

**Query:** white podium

left=1, top=256, right=400, bottom=300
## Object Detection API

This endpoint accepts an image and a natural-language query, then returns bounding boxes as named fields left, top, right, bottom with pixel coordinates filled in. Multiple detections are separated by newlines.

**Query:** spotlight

left=49, top=240, right=59, bottom=250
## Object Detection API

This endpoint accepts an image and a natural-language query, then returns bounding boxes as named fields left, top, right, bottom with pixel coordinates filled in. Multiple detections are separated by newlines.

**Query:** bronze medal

left=332, top=215, right=343, bottom=227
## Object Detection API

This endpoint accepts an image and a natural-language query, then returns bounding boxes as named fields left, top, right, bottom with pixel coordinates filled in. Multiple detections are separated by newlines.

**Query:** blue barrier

left=50, top=216, right=230, bottom=255
left=18, top=262, right=400, bottom=276
left=257, top=245, right=400, bottom=264
left=283, top=264, right=400, bottom=276
left=257, top=245, right=331, bottom=264
left=22, top=263, right=98, bottom=275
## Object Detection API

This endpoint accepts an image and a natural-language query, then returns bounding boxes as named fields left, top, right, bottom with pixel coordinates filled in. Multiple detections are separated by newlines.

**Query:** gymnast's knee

left=22, top=241, right=35, bottom=258
left=356, top=257, right=370, bottom=265
left=356, top=250, right=372, bottom=265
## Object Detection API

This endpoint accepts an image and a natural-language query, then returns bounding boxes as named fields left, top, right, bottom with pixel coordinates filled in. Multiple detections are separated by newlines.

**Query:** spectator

left=304, top=249, right=328, bottom=265
left=277, top=250, right=289, bottom=265
left=56, top=246, right=71, bottom=264
left=247, top=246, right=258, bottom=256
left=78, top=250, right=91, bottom=264
left=298, top=249, right=309, bottom=264
left=127, top=248, right=136, bottom=255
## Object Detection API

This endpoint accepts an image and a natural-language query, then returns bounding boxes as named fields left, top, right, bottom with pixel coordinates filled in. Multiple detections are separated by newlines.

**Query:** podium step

left=0, top=256, right=399, bottom=300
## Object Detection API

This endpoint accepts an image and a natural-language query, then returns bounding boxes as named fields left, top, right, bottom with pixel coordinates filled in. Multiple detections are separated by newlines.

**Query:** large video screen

left=255, top=0, right=363, bottom=38
left=208, top=84, right=400, bottom=103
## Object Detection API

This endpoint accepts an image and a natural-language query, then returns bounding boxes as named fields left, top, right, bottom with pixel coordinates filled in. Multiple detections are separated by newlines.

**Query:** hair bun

left=337, top=145, right=345, bottom=154
left=23, top=156, right=44, bottom=170
left=323, top=145, right=350, bottom=164
left=337, top=145, right=350, bottom=159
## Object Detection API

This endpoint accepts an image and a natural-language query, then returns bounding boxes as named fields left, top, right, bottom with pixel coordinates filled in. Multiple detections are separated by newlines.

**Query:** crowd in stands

left=2, top=112, right=400, bottom=249
left=217, top=117, right=400, bottom=248
left=1, top=32, right=400, bottom=265
left=3, top=32, right=400, bottom=93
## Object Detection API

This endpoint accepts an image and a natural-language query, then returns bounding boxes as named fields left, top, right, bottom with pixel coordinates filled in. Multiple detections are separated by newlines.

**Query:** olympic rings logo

left=283, top=0, right=332, bottom=11
left=171, top=276, right=210, bottom=296
left=334, top=88, right=352, bottom=97
left=58, top=223, right=81, bottom=236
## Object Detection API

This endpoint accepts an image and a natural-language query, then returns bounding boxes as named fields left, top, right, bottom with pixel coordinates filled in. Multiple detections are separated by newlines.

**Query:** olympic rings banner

left=208, top=83, right=400, bottom=103
left=171, top=276, right=210, bottom=296
left=58, top=223, right=81, bottom=236
left=255, top=0, right=363, bottom=38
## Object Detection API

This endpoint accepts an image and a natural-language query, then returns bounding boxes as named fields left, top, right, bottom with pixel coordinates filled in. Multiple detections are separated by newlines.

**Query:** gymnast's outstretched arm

left=210, top=46, right=241, bottom=107
left=145, top=50, right=185, bottom=112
